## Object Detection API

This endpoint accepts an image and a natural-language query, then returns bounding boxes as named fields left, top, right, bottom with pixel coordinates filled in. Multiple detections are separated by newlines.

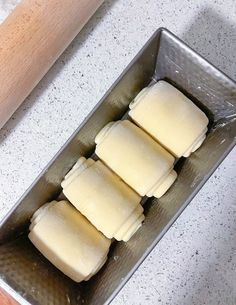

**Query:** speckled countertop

left=0, top=1, right=235, bottom=304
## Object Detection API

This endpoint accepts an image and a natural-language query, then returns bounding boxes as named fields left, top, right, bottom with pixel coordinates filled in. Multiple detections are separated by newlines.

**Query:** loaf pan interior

left=0, top=28, right=235, bottom=305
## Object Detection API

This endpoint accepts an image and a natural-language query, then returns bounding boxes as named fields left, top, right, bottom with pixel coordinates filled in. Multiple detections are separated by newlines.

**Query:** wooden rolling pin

left=0, top=0, right=104, bottom=129
left=0, top=288, right=19, bottom=305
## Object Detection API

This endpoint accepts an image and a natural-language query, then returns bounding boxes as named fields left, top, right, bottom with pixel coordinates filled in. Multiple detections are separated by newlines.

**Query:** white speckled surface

left=0, top=1, right=236, bottom=304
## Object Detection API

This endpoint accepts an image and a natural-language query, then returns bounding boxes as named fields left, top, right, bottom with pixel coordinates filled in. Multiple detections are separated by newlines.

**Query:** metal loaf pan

left=0, top=28, right=235, bottom=305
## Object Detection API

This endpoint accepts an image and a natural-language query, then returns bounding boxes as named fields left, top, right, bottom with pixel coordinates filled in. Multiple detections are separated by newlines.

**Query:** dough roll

left=129, top=81, right=209, bottom=158
left=29, top=200, right=111, bottom=282
left=62, top=157, right=144, bottom=241
left=95, top=120, right=177, bottom=198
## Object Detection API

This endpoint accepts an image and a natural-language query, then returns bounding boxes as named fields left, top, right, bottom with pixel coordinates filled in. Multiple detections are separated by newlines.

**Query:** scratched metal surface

left=0, top=29, right=235, bottom=305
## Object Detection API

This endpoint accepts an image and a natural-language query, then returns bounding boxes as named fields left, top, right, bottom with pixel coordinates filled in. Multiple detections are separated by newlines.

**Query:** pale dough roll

left=95, top=120, right=177, bottom=198
left=129, top=81, right=209, bottom=158
left=29, top=201, right=55, bottom=231
left=29, top=200, right=111, bottom=282
left=62, top=157, right=144, bottom=241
